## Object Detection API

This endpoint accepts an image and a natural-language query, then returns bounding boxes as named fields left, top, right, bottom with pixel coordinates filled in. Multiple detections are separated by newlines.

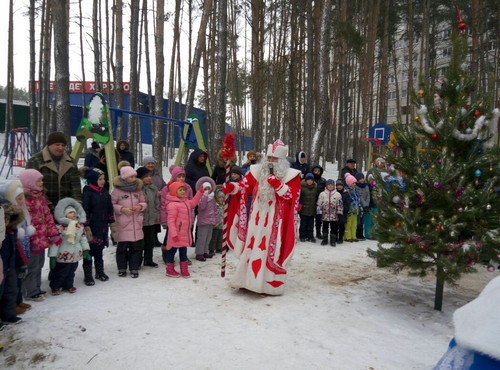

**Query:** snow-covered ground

left=0, top=237, right=496, bottom=369
left=0, top=138, right=498, bottom=369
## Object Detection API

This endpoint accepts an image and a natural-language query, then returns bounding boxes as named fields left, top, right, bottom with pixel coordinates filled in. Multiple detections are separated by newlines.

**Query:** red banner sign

left=34, top=81, right=130, bottom=94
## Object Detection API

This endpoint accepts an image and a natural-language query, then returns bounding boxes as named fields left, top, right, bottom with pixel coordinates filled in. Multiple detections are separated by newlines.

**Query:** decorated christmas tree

left=367, top=13, right=500, bottom=311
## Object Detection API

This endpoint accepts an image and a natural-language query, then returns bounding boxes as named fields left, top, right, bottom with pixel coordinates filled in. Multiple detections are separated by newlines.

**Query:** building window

left=389, top=108, right=396, bottom=116
left=441, top=48, right=452, bottom=57
left=437, top=67, right=448, bottom=76
left=437, top=28, right=451, bottom=40
left=388, top=91, right=397, bottom=99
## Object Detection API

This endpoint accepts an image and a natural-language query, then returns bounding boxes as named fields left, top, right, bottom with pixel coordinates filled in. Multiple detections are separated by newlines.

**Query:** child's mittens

left=84, top=226, right=93, bottom=241
left=109, top=223, right=118, bottom=242
left=172, top=235, right=180, bottom=243
left=50, top=257, right=56, bottom=269
left=222, top=182, right=235, bottom=194
left=83, top=250, right=92, bottom=261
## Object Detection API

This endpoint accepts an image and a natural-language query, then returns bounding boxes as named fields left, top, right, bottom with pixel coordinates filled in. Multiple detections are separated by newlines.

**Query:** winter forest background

left=1, top=0, right=499, bottom=172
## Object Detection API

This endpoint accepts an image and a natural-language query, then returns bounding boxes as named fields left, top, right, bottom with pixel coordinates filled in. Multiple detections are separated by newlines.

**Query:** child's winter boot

left=330, top=234, right=336, bottom=247
left=180, top=261, right=191, bottom=278
left=83, top=263, right=95, bottom=286
left=165, top=263, right=180, bottom=278
left=95, top=260, right=110, bottom=281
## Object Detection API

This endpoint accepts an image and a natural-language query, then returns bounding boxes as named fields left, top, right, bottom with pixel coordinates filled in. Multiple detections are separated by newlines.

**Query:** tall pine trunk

left=52, top=0, right=70, bottom=137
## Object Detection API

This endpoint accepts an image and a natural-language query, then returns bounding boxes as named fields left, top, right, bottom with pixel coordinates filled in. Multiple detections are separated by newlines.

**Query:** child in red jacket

left=165, top=182, right=203, bottom=278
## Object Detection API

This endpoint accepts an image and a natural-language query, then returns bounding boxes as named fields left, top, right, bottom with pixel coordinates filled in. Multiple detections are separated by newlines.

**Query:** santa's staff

left=220, top=133, right=236, bottom=277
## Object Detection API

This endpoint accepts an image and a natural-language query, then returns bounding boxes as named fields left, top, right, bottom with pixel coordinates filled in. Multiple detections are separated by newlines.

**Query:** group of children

left=299, top=170, right=373, bottom=247
left=0, top=156, right=230, bottom=328
left=0, top=146, right=381, bottom=327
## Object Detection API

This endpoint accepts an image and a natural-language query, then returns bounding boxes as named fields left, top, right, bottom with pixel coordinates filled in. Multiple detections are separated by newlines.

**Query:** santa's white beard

left=255, top=159, right=289, bottom=203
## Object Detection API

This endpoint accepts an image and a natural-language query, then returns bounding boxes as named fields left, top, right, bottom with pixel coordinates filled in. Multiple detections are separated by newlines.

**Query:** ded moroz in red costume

left=224, top=139, right=301, bottom=295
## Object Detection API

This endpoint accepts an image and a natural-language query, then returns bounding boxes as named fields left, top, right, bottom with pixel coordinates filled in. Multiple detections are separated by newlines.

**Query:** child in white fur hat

left=49, top=198, right=91, bottom=295
left=194, top=176, right=217, bottom=261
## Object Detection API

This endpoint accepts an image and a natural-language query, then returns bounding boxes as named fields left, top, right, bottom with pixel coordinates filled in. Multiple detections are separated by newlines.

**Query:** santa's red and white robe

left=225, top=165, right=301, bottom=295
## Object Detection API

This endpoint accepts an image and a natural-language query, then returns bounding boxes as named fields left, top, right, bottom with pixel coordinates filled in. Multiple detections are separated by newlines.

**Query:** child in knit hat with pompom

left=344, top=173, right=362, bottom=242
left=110, top=166, right=147, bottom=278
left=19, top=169, right=60, bottom=301
left=159, top=165, right=194, bottom=264
left=165, top=181, right=204, bottom=278
left=49, top=198, right=91, bottom=295
left=81, top=167, right=116, bottom=286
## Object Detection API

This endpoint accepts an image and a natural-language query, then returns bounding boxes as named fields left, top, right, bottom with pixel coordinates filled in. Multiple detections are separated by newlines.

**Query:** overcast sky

left=0, top=1, right=190, bottom=92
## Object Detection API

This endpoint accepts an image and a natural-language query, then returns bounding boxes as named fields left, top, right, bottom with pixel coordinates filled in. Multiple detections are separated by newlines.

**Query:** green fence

left=0, top=100, right=31, bottom=132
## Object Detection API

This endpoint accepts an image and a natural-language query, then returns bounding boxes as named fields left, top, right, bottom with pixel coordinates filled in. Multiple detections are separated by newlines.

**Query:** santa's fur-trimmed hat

left=266, top=139, right=288, bottom=159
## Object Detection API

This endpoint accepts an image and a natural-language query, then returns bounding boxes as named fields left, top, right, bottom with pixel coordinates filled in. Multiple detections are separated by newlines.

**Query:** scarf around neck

left=116, top=178, right=139, bottom=192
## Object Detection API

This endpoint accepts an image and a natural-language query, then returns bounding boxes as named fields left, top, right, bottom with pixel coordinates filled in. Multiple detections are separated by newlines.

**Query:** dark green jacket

left=299, top=181, right=317, bottom=217
left=26, top=147, right=82, bottom=208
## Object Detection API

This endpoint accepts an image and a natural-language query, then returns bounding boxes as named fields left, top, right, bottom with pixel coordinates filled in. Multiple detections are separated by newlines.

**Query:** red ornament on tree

left=436, top=225, right=442, bottom=232
left=455, top=5, right=466, bottom=33
left=474, top=110, right=481, bottom=118
left=431, top=133, right=438, bottom=140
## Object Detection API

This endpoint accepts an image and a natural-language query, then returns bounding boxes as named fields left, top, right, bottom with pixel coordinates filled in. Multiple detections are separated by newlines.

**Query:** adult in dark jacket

left=116, top=140, right=135, bottom=168
left=185, top=148, right=210, bottom=193
left=339, top=159, right=358, bottom=180
left=311, top=165, right=327, bottom=238
left=299, top=173, right=317, bottom=242
left=335, top=180, right=350, bottom=244
left=83, top=141, right=100, bottom=168
left=292, top=151, right=310, bottom=179
left=26, top=132, right=82, bottom=209
left=82, top=167, right=115, bottom=285
left=94, top=148, right=120, bottom=190
left=211, top=149, right=236, bottom=185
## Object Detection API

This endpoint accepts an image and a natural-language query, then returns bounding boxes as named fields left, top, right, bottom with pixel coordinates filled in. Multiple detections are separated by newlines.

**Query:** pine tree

left=367, top=19, right=500, bottom=311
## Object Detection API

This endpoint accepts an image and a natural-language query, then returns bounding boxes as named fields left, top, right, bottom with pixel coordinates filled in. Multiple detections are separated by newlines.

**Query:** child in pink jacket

left=19, top=169, right=60, bottom=301
left=160, top=165, right=193, bottom=263
left=165, top=181, right=203, bottom=278
left=110, top=166, right=147, bottom=278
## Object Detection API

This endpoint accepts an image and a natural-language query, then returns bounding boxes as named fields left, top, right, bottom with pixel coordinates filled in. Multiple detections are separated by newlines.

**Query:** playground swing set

left=1, top=92, right=211, bottom=185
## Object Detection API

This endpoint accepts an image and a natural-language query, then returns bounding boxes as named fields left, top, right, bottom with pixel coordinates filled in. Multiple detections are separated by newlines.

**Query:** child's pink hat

left=19, top=169, right=44, bottom=191
left=120, top=166, right=137, bottom=180
left=169, top=165, right=185, bottom=180
left=169, top=181, right=186, bottom=196
left=344, top=173, right=357, bottom=187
